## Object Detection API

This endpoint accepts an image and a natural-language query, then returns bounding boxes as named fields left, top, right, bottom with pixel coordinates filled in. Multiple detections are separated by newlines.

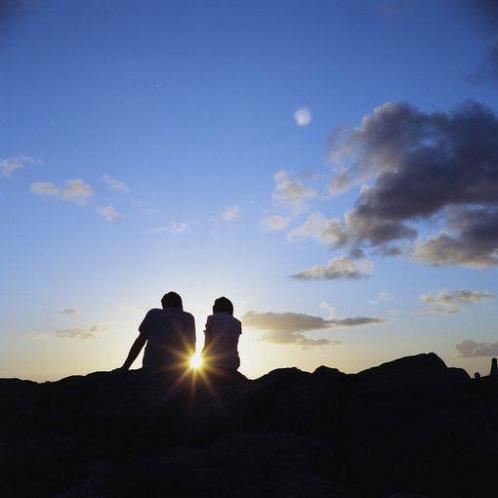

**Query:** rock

left=0, top=353, right=497, bottom=497
left=490, top=357, right=498, bottom=376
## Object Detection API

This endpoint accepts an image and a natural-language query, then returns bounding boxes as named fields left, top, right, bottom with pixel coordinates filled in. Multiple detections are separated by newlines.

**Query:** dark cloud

left=456, top=339, right=498, bottom=358
left=414, top=207, right=498, bottom=267
left=242, top=311, right=385, bottom=347
left=328, top=101, right=498, bottom=267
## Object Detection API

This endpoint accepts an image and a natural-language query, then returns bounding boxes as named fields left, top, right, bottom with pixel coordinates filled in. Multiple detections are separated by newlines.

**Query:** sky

left=1, top=0, right=498, bottom=381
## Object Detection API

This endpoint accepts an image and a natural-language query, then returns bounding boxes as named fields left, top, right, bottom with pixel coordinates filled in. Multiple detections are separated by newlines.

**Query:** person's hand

left=111, top=366, right=127, bottom=374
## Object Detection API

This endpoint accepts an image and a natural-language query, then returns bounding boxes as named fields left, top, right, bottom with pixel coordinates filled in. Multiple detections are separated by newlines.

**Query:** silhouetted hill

left=1, top=353, right=497, bottom=498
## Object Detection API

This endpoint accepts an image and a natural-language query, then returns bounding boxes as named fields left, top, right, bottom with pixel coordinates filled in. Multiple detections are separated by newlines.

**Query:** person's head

left=161, top=291, right=183, bottom=310
left=213, top=296, right=233, bottom=315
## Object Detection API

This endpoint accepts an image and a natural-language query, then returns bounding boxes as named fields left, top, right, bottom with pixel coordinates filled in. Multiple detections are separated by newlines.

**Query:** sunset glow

left=190, top=354, right=203, bottom=371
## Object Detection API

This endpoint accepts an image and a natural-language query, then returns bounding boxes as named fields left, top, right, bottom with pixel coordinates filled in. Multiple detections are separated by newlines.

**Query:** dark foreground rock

left=1, top=353, right=497, bottom=498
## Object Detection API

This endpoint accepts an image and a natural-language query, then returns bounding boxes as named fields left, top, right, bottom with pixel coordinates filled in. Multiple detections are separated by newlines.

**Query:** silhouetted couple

left=120, top=292, right=241, bottom=376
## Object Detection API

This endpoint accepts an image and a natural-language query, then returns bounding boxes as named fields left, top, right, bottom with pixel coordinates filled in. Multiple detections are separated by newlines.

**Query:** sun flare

left=189, top=354, right=203, bottom=370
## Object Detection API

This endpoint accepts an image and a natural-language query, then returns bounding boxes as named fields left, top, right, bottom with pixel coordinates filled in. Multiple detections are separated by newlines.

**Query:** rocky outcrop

left=1, top=353, right=497, bottom=498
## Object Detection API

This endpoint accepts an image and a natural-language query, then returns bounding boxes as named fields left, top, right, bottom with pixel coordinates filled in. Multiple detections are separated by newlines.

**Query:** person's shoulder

left=145, top=308, right=163, bottom=317
left=232, top=316, right=242, bottom=330
left=181, top=310, right=195, bottom=321
left=143, top=308, right=166, bottom=323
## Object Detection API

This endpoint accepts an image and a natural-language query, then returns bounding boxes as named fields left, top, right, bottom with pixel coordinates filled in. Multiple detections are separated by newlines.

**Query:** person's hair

left=213, top=296, right=233, bottom=315
left=161, top=291, right=183, bottom=310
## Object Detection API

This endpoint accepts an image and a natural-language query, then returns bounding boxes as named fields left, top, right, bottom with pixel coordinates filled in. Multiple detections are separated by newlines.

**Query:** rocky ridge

left=1, top=353, right=497, bottom=498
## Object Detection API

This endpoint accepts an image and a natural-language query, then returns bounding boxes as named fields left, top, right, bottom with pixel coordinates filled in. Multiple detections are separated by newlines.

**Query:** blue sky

left=1, top=0, right=498, bottom=380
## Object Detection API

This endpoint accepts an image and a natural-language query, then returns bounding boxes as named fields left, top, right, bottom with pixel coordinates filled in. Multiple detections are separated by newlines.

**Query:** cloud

left=62, top=179, right=94, bottom=203
left=263, top=331, right=336, bottom=348
left=319, top=300, right=335, bottom=319
left=291, top=256, right=373, bottom=280
left=26, top=324, right=98, bottom=340
left=30, top=181, right=60, bottom=197
left=60, top=308, right=78, bottom=316
left=413, top=208, right=498, bottom=268
left=327, top=101, right=498, bottom=267
left=242, top=310, right=384, bottom=347
left=260, top=215, right=290, bottom=231
left=369, top=291, right=394, bottom=305
left=149, top=226, right=168, bottom=235
left=1, top=155, right=41, bottom=177
left=98, top=204, right=120, bottom=222
left=294, top=107, right=312, bottom=127
left=420, top=289, right=494, bottom=314
left=272, top=170, right=316, bottom=213
left=149, top=221, right=189, bottom=235
left=31, top=179, right=94, bottom=204
left=102, top=174, right=130, bottom=193
left=169, top=221, right=189, bottom=233
left=222, top=205, right=240, bottom=222
left=55, top=325, right=98, bottom=340
left=456, top=339, right=498, bottom=358
left=287, top=212, right=348, bottom=246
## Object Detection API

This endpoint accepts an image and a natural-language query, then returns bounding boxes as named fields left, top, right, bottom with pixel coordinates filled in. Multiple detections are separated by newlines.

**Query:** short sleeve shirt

left=139, top=308, right=195, bottom=371
left=202, top=312, right=241, bottom=370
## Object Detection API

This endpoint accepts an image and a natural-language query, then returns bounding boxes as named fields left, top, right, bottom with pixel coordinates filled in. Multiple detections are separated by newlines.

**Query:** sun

left=189, top=353, right=203, bottom=370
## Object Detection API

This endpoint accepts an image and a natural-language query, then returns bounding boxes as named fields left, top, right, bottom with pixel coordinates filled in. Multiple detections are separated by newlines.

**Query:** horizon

left=2, top=0, right=498, bottom=382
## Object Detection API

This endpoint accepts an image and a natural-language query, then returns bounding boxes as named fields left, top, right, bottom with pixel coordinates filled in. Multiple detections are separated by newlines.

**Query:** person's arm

left=121, top=334, right=147, bottom=370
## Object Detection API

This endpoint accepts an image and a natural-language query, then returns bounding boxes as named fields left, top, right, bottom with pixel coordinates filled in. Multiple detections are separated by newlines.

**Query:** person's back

left=140, top=307, right=195, bottom=371
left=202, top=297, right=241, bottom=371
left=120, top=291, right=196, bottom=374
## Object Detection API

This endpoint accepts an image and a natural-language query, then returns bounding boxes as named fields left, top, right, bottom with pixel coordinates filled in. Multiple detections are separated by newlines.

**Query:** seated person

left=121, top=291, right=196, bottom=373
left=202, top=297, right=241, bottom=372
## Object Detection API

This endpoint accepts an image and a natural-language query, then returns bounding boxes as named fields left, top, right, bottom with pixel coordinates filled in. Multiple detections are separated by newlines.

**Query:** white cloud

left=62, top=179, right=94, bottom=203
left=369, top=291, right=394, bottom=305
left=98, top=204, right=120, bottom=222
left=222, top=205, right=240, bottom=222
left=25, top=325, right=98, bottom=341
left=272, top=170, right=316, bottom=213
left=149, top=221, right=189, bottom=235
left=294, top=107, right=312, bottom=127
left=31, top=178, right=94, bottom=204
left=149, top=226, right=168, bottom=235
left=30, top=181, right=60, bottom=197
left=419, top=289, right=494, bottom=314
left=1, top=155, right=42, bottom=178
left=169, top=221, right=188, bottom=233
left=291, top=256, right=373, bottom=280
left=102, top=174, right=130, bottom=193
left=56, top=325, right=98, bottom=340
left=287, top=212, right=347, bottom=246
left=260, top=215, right=290, bottom=231
left=319, top=301, right=336, bottom=319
